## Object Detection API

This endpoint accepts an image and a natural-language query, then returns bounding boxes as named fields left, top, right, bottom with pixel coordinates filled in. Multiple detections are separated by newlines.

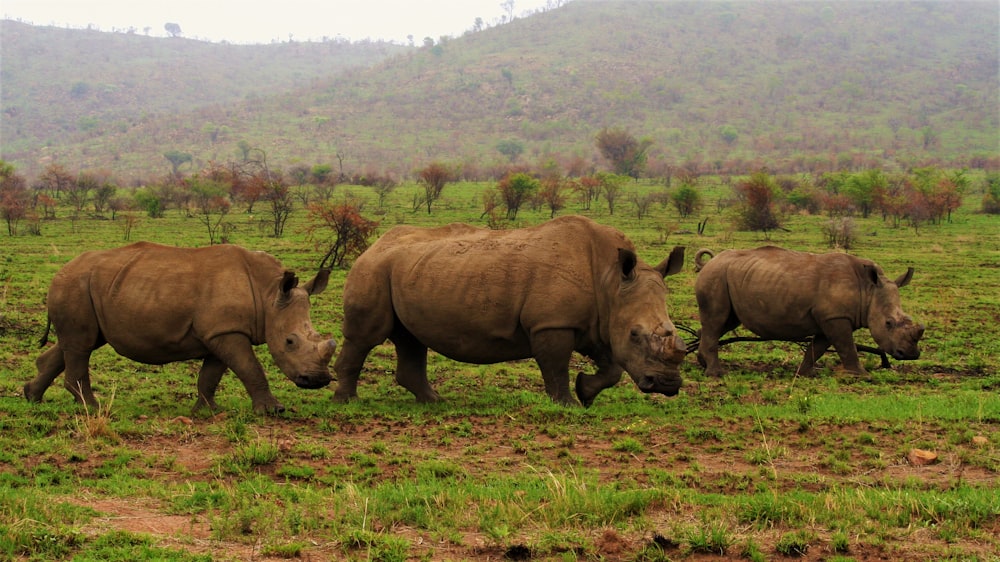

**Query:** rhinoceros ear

left=618, top=248, right=638, bottom=280
left=894, top=267, right=914, bottom=288
left=862, top=264, right=881, bottom=287
left=654, top=246, right=685, bottom=278
left=279, top=271, right=299, bottom=301
left=302, top=269, right=331, bottom=296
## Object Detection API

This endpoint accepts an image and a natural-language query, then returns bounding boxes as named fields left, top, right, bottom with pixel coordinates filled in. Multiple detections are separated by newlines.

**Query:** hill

left=2, top=1, right=997, bottom=182
left=0, top=19, right=408, bottom=172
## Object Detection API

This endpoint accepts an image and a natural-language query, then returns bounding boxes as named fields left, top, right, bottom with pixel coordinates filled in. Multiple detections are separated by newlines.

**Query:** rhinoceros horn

left=655, top=332, right=687, bottom=363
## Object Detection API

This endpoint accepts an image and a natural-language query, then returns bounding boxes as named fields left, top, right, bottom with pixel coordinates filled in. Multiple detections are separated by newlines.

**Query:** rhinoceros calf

left=333, top=215, right=687, bottom=407
left=694, top=246, right=924, bottom=377
left=25, top=242, right=337, bottom=414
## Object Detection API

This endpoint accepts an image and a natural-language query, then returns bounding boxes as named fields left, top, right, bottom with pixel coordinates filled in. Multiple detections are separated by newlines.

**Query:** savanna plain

left=1, top=179, right=998, bottom=562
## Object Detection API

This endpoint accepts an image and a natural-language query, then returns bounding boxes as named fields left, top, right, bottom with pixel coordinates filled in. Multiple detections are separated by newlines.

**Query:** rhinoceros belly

left=395, top=304, right=534, bottom=364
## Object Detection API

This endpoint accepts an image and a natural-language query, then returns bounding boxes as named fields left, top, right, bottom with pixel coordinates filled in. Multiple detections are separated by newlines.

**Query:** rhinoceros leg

left=698, top=316, right=739, bottom=378
left=331, top=339, right=368, bottom=402
left=24, top=343, right=67, bottom=403
left=531, top=329, right=577, bottom=406
left=61, top=348, right=98, bottom=408
left=796, top=335, right=830, bottom=376
left=193, top=355, right=228, bottom=413
left=575, top=357, right=623, bottom=408
left=697, top=296, right=739, bottom=377
left=819, top=318, right=867, bottom=375
left=206, top=334, right=284, bottom=414
left=391, top=328, right=441, bottom=403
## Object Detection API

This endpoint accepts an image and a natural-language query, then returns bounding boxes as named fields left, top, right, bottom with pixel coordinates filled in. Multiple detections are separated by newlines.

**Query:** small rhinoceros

left=694, top=246, right=924, bottom=377
left=25, top=242, right=337, bottom=414
left=333, top=215, right=687, bottom=407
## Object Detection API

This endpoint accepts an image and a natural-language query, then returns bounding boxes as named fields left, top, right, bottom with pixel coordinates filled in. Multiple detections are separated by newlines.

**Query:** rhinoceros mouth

left=635, top=375, right=682, bottom=397
left=294, top=372, right=333, bottom=389
left=891, top=349, right=921, bottom=360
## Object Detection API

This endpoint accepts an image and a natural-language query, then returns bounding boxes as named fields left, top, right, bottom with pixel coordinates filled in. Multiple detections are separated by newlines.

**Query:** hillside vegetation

left=1, top=0, right=997, bottom=182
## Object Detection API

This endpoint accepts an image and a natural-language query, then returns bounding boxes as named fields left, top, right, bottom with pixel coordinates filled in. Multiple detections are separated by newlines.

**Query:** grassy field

left=1, top=178, right=998, bottom=561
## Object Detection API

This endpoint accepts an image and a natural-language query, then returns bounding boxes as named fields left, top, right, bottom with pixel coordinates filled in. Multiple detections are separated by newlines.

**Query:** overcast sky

left=2, top=0, right=561, bottom=44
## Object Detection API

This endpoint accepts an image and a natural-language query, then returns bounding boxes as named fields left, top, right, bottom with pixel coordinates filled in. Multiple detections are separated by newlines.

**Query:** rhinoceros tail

left=693, top=248, right=715, bottom=273
left=38, top=317, right=51, bottom=348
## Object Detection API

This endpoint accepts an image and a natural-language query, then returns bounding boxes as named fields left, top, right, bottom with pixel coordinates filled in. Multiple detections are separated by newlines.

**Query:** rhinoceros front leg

left=820, top=318, right=867, bottom=375
left=391, top=328, right=441, bottom=403
left=193, top=355, right=228, bottom=413
left=207, top=334, right=284, bottom=414
left=575, top=356, right=623, bottom=408
left=25, top=343, right=67, bottom=403
left=531, top=329, right=577, bottom=406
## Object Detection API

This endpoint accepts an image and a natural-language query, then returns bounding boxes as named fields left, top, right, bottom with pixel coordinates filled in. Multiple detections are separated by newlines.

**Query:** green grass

left=0, top=178, right=998, bottom=560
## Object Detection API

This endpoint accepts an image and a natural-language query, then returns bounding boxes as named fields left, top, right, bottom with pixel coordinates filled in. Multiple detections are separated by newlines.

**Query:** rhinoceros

left=332, top=215, right=687, bottom=407
left=693, top=246, right=924, bottom=377
left=24, top=242, right=337, bottom=414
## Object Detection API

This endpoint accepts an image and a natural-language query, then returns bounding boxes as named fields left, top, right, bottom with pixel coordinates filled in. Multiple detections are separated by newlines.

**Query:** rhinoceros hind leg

left=25, top=344, right=67, bottom=402
left=331, top=338, right=372, bottom=403
left=62, top=349, right=98, bottom=408
left=796, top=336, right=830, bottom=377
left=193, top=355, right=228, bottom=413
left=532, top=330, right=577, bottom=406
left=391, top=329, right=441, bottom=403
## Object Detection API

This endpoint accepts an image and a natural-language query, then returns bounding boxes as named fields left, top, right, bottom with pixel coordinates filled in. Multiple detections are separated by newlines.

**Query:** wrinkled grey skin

left=694, top=246, right=924, bottom=377
left=25, top=242, right=337, bottom=414
left=333, top=215, right=687, bottom=407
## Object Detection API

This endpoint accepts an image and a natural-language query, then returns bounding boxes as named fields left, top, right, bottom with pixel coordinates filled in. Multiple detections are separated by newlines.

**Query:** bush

left=983, top=173, right=1000, bottom=214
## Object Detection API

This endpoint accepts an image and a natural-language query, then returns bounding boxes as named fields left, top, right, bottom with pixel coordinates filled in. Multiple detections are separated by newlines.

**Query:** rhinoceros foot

left=23, top=382, right=43, bottom=403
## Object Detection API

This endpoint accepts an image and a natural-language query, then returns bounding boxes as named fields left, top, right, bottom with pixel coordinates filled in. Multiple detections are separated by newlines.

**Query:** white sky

left=2, top=0, right=560, bottom=44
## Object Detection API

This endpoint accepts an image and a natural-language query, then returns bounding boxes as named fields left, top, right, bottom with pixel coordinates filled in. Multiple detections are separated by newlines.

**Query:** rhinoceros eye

left=286, top=336, right=297, bottom=349
left=630, top=327, right=642, bottom=342
left=885, top=320, right=894, bottom=330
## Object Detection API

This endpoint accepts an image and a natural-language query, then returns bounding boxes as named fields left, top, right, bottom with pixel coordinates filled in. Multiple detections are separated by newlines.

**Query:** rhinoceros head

left=608, top=246, right=687, bottom=397
left=865, top=265, right=924, bottom=361
left=264, top=269, right=337, bottom=389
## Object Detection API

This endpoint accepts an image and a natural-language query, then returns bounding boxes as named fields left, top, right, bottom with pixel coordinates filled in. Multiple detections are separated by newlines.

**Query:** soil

left=53, top=404, right=998, bottom=562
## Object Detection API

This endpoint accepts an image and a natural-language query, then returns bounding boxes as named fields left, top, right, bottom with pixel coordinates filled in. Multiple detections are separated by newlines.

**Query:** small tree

left=496, top=139, right=524, bottom=163
left=538, top=176, right=569, bottom=218
left=163, top=150, right=193, bottom=178
left=93, top=183, right=117, bottom=215
left=843, top=169, right=886, bottom=219
left=370, top=175, right=397, bottom=210
left=733, top=170, right=785, bottom=238
left=671, top=174, right=703, bottom=217
left=497, top=172, right=539, bottom=220
left=66, top=172, right=97, bottom=216
left=416, top=162, right=453, bottom=214
left=596, top=172, right=627, bottom=215
left=574, top=175, right=601, bottom=211
left=307, top=202, right=380, bottom=269
left=0, top=160, right=29, bottom=236
left=37, top=163, right=76, bottom=199
left=982, top=173, right=1000, bottom=214
left=187, top=176, right=232, bottom=244
left=595, top=127, right=652, bottom=179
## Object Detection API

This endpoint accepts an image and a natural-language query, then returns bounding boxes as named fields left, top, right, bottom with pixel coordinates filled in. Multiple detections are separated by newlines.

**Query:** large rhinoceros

left=24, top=242, right=337, bottom=414
left=333, top=215, right=687, bottom=407
left=693, top=246, right=924, bottom=377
